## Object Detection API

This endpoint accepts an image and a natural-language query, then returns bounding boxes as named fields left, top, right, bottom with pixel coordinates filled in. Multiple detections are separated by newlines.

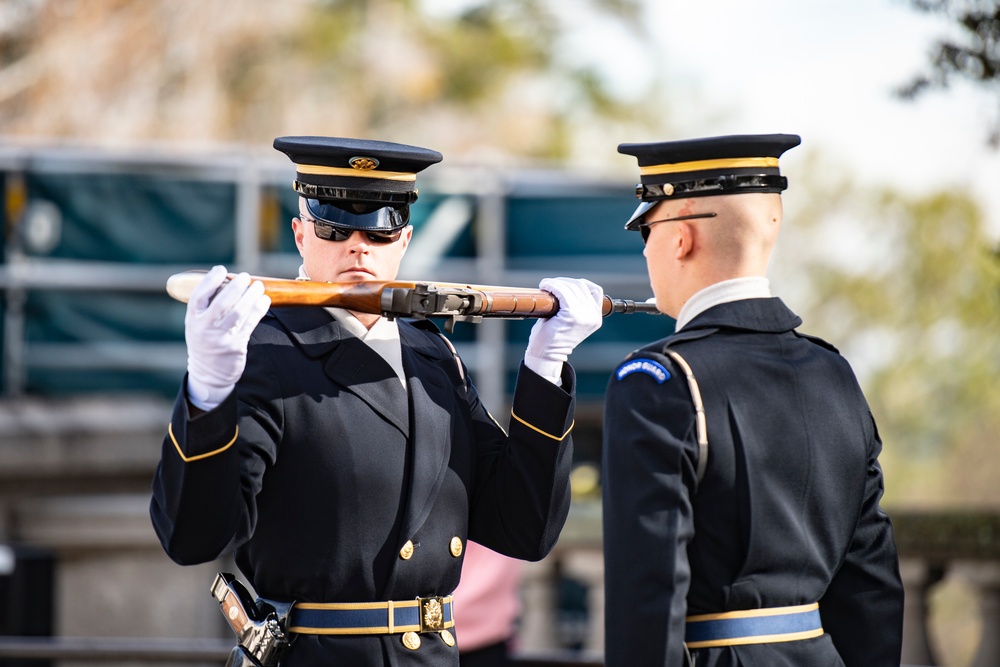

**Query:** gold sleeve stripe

left=640, top=156, right=779, bottom=176
left=510, top=410, right=573, bottom=442
left=296, top=164, right=417, bottom=181
left=168, top=422, right=238, bottom=463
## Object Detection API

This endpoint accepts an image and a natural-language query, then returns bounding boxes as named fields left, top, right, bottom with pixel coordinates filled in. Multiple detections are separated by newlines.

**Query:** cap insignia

left=349, top=156, right=379, bottom=171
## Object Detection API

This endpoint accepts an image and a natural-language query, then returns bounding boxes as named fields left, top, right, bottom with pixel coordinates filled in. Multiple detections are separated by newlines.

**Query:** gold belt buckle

left=417, top=596, right=446, bottom=633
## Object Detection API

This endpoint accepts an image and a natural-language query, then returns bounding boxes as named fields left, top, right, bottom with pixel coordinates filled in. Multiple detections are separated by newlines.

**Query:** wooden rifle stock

left=166, top=271, right=662, bottom=323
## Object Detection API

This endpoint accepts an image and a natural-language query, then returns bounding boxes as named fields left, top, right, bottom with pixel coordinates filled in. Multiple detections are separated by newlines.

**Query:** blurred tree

left=0, top=0, right=662, bottom=161
left=775, top=154, right=1000, bottom=506
left=898, top=0, right=1000, bottom=146
left=291, top=0, right=658, bottom=161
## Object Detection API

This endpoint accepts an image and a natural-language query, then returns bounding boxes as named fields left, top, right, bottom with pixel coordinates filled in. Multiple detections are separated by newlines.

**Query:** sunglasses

left=308, top=219, right=403, bottom=244
left=639, top=212, right=717, bottom=244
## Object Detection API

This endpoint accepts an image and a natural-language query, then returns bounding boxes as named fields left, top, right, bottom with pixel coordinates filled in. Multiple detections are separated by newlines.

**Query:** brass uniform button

left=440, top=629, right=456, bottom=647
left=449, top=536, right=463, bottom=557
left=402, top=631, right=421, bottom=650
left=400, top=540, right=414, bottom=560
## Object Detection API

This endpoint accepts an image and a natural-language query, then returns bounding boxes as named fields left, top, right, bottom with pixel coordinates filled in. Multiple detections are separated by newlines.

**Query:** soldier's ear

left=398, top=225, right=414, bottom=253
left=292, top=217, right=306, bottom=255
left=676, top=221, right=696, bottom=260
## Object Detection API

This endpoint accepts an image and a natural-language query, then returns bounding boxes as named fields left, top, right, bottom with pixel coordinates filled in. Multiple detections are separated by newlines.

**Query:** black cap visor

left=305, top=198, right=409, bottom=232
left=624, top=201, right=656, bottom=230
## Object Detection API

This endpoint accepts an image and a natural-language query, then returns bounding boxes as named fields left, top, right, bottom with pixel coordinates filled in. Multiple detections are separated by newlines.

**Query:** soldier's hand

left=524, top=277, right=604, bottom=386
left=185, top=266, right=270, bottom=411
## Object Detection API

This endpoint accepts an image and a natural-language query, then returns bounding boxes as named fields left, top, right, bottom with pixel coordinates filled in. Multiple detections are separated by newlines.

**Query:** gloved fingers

left=539, top=277, right=604, bottom=307
left=213, top=277, right=264, bottom=332
left=204, top=273, right=254, bottom=329
left=549, top=276, right=602, bottom=298
left=581, top=278, right=604, bottom=306
left=187, top=265, right=230, bottom=313
left=539, top=277, right=604, bottom=326
left=182, top=271, right=269, bottom=411
left=186, top=273, right=258, bottom=337
left=231, top=281, right=271, bottom=339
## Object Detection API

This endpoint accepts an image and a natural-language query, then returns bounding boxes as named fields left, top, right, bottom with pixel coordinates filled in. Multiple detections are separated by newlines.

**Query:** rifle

left=166, top=271, right=660, bottom=331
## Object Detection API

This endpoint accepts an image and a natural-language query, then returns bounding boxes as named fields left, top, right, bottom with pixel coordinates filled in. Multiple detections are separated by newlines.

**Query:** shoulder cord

left=434, top=333, right=466, bottom=386
left=664, top=350, right=709, bottom=484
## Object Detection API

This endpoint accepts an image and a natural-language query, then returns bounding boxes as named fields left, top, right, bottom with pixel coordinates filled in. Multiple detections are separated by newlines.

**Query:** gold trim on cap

left=296, top=163, right=417, bottom=181
left=640, top=156, right=779, bottom=177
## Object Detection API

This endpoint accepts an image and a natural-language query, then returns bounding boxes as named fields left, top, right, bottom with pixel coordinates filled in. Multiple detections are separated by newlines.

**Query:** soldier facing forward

left=151, top=136, right=604, bottom=666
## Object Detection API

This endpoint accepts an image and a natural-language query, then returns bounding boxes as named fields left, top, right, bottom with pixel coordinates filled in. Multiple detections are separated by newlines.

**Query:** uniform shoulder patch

left=615, top=357, right=671, bottom=384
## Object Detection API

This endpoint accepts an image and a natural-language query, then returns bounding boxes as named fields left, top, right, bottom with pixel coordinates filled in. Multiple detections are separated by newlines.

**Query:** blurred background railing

left=0, top=145, right=992, bottom=667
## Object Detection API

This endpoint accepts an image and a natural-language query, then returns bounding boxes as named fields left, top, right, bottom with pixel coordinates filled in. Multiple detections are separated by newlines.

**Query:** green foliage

left=0, top=0, right=659, bottom=157
left=778, top=161, right=1000, bottom=506
left=283, top=0, right=652, bottom=157
left=423, top=5, right=551, bottom=103
left=899, top=0, right=1000, bottom=145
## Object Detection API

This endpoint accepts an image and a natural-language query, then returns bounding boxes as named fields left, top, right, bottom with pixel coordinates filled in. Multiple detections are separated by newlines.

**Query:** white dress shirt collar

left=675, top=277, right=771, bottom=332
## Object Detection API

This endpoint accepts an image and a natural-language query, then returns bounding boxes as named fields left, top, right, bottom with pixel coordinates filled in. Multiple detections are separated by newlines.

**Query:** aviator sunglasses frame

left=304, top=216, right=404, bottom=244
left=639, top=212, right=717, bottom=244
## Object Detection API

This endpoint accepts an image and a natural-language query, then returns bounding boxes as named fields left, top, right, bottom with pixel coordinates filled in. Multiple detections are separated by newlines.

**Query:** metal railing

left=0, top=144, right=651, bottom=409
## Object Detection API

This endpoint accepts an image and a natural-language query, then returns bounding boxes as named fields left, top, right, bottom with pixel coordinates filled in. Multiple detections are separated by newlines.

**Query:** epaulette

left=794, top=331, right=840, bottom=354
left=407, top=318, right=442, bottom=334
left=407, top=319, right=466, bottom=386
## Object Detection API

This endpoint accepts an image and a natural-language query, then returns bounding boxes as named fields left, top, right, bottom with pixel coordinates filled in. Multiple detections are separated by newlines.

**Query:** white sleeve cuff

left=523, top=354, right=564, bottom=387
left=186, top=376, right=235, bottom=412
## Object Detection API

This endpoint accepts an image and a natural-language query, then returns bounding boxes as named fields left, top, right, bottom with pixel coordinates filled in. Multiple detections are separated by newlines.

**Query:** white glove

left=185, top=266, right=271, bottom=411
left=524, top=277, right=604, bottom=386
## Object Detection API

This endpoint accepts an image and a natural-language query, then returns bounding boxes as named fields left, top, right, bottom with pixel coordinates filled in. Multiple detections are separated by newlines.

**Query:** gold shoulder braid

left=664, top=350, right=708, bottom=484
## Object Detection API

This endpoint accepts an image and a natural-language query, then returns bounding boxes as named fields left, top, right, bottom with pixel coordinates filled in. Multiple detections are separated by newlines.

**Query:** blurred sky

left=563, top=0, right=1000, bottom=234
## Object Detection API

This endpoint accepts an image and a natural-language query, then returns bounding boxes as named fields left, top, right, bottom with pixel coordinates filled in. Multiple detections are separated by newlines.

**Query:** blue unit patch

left=615, top=358, right=671, bottom=384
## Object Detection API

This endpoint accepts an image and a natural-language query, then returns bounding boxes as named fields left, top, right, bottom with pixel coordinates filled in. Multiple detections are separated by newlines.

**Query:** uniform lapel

left=397, top=323, right=456, bottom=540
left=270, top=308, right=410, bottom=437
left=324, top=339, right=410, bottom=437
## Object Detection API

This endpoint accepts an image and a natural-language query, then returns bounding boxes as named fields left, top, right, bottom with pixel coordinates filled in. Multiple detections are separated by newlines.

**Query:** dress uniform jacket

left=151, top=306, right=576, bottom=666
left=602, top=297, right=903, bottom=667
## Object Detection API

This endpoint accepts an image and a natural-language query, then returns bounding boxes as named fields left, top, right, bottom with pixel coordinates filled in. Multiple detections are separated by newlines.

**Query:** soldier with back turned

left=601, top=133, right=904, bottom=666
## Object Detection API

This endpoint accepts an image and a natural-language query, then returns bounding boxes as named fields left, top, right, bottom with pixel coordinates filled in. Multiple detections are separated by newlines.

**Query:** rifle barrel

left=165, top=271, right=662, bottom=318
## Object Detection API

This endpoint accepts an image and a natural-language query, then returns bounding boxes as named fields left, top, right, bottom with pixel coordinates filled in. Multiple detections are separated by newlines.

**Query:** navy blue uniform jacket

left=602, top=298, right=903, bottom=667
left=151, top=307, right=575, bottom=666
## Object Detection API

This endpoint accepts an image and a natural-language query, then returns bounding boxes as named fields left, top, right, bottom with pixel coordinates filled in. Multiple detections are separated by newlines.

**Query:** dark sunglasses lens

left=640, top=225, right=650, bottom=243
left=312, top=224, right=351, bottom=241
left=365, top=229, right=402, bottom=244
left=313, top=222, right=401, bottom=244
